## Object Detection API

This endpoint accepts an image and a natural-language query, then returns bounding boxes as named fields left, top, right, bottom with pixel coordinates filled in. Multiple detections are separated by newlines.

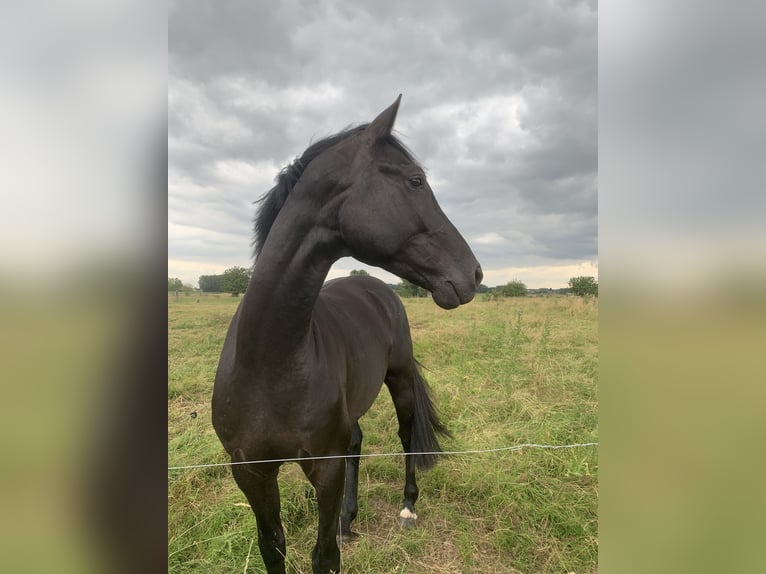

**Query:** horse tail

left=410, top=360, right=452, bottom=470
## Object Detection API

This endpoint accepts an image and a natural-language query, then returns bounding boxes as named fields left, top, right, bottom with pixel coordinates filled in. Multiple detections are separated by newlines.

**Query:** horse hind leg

left=339, top=422, right=362, bottom=544
left=386, top=362, right=451, bottom=529
left=384, top=370, right=421, bottom=529
left=230, top=451, right=286, bottom=574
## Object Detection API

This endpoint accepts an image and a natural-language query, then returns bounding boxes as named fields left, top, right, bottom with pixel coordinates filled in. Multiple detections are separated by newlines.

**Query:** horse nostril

left=474, top=265, right=483, bottom=287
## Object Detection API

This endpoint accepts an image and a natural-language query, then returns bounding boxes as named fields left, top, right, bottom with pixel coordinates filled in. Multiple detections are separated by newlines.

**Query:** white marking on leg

left=399, top=507, right=418, bottom=521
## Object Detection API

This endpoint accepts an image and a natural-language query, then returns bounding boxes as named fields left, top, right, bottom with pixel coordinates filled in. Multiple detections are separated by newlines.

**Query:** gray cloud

left=169, top=0, right=597, bottom=286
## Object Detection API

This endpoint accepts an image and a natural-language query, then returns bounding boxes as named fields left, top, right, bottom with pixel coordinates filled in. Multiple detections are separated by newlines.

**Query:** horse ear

left=365, top=94, right=402, bottom=142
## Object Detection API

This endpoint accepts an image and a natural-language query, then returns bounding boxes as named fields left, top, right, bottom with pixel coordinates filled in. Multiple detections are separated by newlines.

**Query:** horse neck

left=236, top=182, right=346, bottom=363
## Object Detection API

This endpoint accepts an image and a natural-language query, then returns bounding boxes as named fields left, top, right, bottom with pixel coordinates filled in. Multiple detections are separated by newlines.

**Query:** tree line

left=480, top=276, right=597, bottom=298
left=478, top=276, right=597, bottom=297
left=170, top=267, right=597, bottom=298
left=168, top=266, right=252, bottom=296
left=199, top=266, right=251, bottom=295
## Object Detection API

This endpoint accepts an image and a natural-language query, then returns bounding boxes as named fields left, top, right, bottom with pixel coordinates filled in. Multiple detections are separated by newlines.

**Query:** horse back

left=318, top=275, right=411, bottom=352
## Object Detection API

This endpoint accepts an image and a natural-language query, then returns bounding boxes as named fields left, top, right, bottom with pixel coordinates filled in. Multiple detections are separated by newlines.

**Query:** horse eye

left=408, top=176, right=423, bottom=188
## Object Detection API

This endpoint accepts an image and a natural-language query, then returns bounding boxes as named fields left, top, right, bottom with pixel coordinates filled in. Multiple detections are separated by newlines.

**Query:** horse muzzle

left=431, top=264, right=482, bottom=309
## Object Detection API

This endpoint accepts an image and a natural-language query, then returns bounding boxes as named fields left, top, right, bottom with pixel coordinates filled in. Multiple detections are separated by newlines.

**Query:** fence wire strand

left=168, top=442, right=598, bottom=472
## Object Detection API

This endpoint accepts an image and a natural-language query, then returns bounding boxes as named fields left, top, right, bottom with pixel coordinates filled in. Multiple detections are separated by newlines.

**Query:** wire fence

left=168, top=441, right=598, bottom=472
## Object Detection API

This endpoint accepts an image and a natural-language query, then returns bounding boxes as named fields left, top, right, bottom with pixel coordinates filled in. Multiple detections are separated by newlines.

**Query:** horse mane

left=253, top=124, right=417, bottom=259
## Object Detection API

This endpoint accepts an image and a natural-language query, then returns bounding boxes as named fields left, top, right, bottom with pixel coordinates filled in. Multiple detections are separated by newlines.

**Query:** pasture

left=168, top=293, right=598, bottom=573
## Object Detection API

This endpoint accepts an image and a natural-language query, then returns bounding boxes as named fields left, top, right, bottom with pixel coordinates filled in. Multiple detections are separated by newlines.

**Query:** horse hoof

left=337, top=531, right=360, bottom=545
left=398, top=516, right=417, bottom=529
left=398, top=507, right=418, bottom=529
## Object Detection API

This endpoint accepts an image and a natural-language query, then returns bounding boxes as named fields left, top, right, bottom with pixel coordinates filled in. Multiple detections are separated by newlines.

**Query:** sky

left=168, top=0, right=597, bottom=289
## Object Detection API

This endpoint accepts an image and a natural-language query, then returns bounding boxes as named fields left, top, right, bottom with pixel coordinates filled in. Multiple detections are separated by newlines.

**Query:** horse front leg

left=340, top=422, right=362, bottom=543
left=302, top=457, right=346, bottom=574
left=230, top=455, right=286, bottom=574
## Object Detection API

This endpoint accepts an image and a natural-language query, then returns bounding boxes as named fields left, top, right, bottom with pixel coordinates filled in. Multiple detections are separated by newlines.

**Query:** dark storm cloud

left=169, top=0, right=597, bottom=285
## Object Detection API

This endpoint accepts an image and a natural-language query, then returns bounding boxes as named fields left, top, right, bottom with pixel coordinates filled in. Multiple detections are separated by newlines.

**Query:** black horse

left=212, top=96, right=482, bottom=574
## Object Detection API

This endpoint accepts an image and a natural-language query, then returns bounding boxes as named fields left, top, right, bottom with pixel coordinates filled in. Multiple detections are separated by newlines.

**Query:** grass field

left=168, top=293, right=598, bottom=573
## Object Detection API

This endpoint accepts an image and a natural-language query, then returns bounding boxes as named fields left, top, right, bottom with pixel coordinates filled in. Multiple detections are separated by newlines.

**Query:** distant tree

left=483, top=288, right=501, bottom=301
left=349, top=269, right=369, bottom=276
left=198, top=274, right=222, bottom=293
left=168, top=277, right=183, bottom=292
left=477, top=283, right=490, bottom=294
left=501, top=279, right=528, bottom=297
left=220, top=266, right=251, bottom=296
left=397, top=278, right=428, bottom=298
left=568, top=276, right=598, bottom=297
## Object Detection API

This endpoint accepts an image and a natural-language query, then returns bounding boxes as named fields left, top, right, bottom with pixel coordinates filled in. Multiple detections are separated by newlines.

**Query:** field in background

left=168, top=294, right=598, bottom=573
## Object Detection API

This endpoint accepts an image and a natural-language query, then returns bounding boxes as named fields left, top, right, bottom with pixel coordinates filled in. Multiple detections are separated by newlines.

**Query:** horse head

left=336, top=95, right=482, bottom=309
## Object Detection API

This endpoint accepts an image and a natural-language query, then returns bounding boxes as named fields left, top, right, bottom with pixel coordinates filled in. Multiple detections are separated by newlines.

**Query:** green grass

left=168, top=293, right=598, bottom=573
